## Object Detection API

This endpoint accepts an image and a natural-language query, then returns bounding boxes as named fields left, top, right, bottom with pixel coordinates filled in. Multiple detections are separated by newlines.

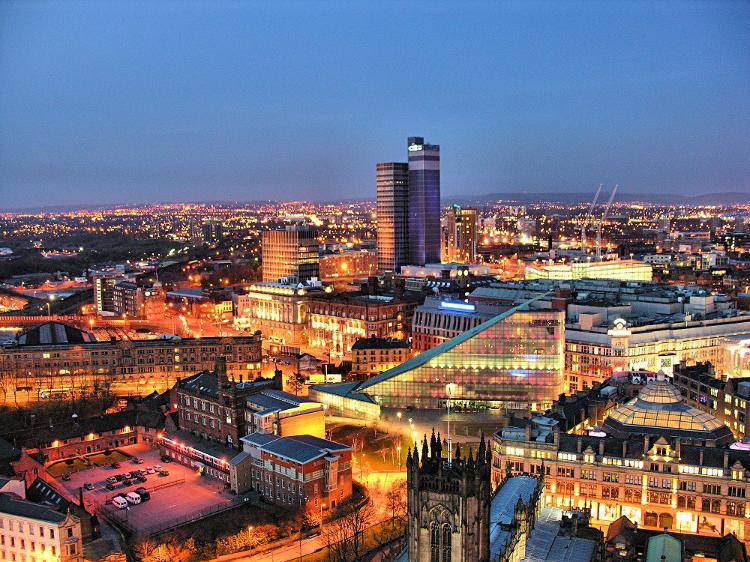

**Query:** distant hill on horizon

left=444, top=190, right=750, bottom=206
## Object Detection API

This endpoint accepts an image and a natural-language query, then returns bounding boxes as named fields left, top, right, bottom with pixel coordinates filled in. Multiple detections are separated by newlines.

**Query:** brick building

left=350, top=337, right=411, bottom=376
left=235, top=433, right=352, bottom=513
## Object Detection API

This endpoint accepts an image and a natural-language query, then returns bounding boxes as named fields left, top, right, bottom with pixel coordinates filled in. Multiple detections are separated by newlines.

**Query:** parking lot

left=55, top=443, right=234, bottom=535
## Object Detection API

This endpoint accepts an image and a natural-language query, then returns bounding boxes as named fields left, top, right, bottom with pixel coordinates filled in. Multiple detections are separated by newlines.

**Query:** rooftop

left=0, top=492, right=69, bottom=524
left=241, top=433, right=350, bottom=465
left=16, top=322, right=95, bottom=346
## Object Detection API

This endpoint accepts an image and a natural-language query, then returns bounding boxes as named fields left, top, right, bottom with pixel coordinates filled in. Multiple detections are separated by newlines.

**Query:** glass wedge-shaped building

left=309, top=299, right=564, bottom=418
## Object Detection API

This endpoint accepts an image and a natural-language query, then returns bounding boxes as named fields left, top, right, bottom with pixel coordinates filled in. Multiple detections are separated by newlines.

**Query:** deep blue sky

left=1, top=1, right=749, bottom=208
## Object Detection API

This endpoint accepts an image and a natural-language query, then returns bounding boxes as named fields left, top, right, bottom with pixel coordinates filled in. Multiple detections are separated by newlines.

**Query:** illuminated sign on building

left=408, top=144, right=423, bottom=151
left=439, top=301, right=476, bottom=312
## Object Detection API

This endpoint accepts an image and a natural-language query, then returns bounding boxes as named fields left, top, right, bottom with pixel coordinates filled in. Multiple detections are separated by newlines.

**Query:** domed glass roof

left=605, top=381, right=725, bottom=434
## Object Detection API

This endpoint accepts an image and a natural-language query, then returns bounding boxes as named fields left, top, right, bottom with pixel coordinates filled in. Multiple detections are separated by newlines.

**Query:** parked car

left=122, top=479, right=132, bottom=486
left=123, top=472, right=133, bottom=479
left=106, top=476, right=118, bottom=484
left=106, top=483, right=117, bottom=491
left=61, top=473, right=71, bottom=481
left=153, top=465, right=162, bottom=471
left=135, top=487, right=151, bottom=501
left=146, top=467, right=155, bottom=474
left=126, top=492, right=141, bottom=505
left=111, top=462, right=120, bottom=469
left=158, top=470, right=169, bottom=477
left=84, top=482, right=94, bottom=491
left=131, top=457, right=143, bottom=464
left=114, top=474, right=124, bottom=482
left=163, top=457, right=172, bottom=463
left=137, top=475, right=147, bottom=483
left=112, top=496, right=128, bottom=509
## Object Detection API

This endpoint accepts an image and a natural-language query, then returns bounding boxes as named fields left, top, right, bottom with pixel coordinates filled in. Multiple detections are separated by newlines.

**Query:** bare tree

left=385, top=480, right=407, bottom=525
left=286, top=371, right=305, bottom=396
left=0, top=370, right=13, bottom=406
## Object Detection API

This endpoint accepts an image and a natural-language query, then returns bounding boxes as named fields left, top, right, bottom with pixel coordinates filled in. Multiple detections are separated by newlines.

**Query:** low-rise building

left=176, top=357, right=278, bottom=447
left=0, top=492, right=83, bottom=562
left=245, top=390, right=324, bottom=438
left=350, top=337, right=411, bottom=376
left=0, top=322, right=263, bottom=405
left=234, top=433, right=352, bottom=512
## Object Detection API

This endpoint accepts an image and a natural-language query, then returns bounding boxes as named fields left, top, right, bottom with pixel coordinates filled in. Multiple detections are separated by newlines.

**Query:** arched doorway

left=645, top=512, right=658, bottom=527
left=659, top=513, right=673, bottom=529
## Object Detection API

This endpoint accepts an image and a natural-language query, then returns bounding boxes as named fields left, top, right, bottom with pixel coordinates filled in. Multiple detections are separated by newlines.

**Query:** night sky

left=1, top=1, right=749, bottom=208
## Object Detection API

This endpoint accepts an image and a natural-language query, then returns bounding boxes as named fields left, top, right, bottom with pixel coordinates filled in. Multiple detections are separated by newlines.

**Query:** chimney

left=525, top=424, right=532, bottom=441
left=675, top=438, right=681, bottom=459
left=577, top=439, right=583, bottom=453
left=599, top=439, right=605, bottom=456
left=644, top=435, right=650, bottom=452
left=622, top=441, right=628, bottom=458
left=699, top=449, right=704, bottom=466
left=724, top=451, right=730, bottom=469
left=553, top=425, right=560, bottom=445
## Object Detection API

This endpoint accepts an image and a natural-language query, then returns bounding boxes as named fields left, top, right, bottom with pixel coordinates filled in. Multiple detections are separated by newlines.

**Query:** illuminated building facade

left=262, top=225, right=320, bottom=283
left=725, top=336, right=750, bottom=379
left=320, top=249, right=378, bottom=281
left=673, top=361, right=750, bottom=440
left=0, top=493, right=83, bottom=562
left=492, top=386, right=750, bottom=543
left=408, top=136, right=441, bottom=266
left=233, top=280, right=327, bottom=350
left=376, top=162, right=410, bottom=273
left=351, top=337, right=411, bottom=376
left=0, top=321, right=262, bottom=405
left=565, top=314, right=750, bottom=393
left=237, top=433, right=353, bottom=512
left=444, top=204, right=478, bottom=263
left=525, top=259, right=653, bottom=282
left=306, top=292, right=416, bottom=357
left=310, top=300, right=564, bottom=416
left=176, top=357, right=275, bottom=447
left=411, top=296, right=509, bottom=353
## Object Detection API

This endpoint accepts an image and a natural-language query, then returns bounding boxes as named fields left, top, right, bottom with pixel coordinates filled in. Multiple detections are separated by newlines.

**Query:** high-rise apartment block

left=376, top=137, right=441, bottom=272
left=262, top=225, right=320, bottom=283
left=444, top=204, right=478, bottom=263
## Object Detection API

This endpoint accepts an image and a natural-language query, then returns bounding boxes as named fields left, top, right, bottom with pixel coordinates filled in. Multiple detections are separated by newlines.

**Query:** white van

left=126, top=492, right=142, bottom=505
left=112, top=496, right=128, bottom=509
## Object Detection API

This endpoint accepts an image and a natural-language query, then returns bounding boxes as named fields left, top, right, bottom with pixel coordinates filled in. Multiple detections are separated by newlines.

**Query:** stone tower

left=406, top=430, right=491, bottom=562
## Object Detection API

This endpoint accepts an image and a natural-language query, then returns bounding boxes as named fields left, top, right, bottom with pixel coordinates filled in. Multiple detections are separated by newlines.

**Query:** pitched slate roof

left=0, top=492, right=67, bottom=524
left=16, top=322, right=95, bottom=346
left=241, top=433, right=351, bottom=465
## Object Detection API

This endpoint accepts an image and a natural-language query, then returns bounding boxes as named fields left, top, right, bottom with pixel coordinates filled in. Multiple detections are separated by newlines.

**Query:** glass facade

left=408, top=137, right=441, bottom=266
left=262, top=227, right=320, bottom=283
left=359, top=308, right=564, bottom=411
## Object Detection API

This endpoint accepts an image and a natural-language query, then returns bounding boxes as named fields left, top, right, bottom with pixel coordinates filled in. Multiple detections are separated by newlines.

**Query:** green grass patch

left=85, top=449, right=131, bottom=466
left=47, top=457, right=88, bottom=478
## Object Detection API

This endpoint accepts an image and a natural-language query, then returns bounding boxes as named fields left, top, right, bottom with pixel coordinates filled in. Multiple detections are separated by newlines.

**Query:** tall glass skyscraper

left=262, top=225, right=320, bottom=283
left=376, top=162, right=410, bottom=273
left=407, top=137, right=441, bottom=265
left=376, top=137, right=441, bottom=272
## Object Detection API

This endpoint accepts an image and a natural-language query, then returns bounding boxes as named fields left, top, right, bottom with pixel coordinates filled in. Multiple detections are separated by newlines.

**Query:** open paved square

left=54, top=443, right=234, bottom=535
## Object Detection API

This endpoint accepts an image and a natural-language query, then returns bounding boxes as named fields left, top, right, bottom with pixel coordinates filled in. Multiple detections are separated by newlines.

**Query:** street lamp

left=46, top=295, right=55, bottom=317
left=446, top=383, right=454, bottom=464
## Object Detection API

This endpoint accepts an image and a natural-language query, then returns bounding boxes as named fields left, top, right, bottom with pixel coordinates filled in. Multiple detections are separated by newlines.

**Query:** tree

left=385, top=480, right=407, bottom=525
left=286, top=372, right=305, bottom=396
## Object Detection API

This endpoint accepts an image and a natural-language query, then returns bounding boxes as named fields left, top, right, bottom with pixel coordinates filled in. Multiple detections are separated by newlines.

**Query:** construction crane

left=596, top=184, right=618, bottom=260
left=581, top=184, right=603, bottom=253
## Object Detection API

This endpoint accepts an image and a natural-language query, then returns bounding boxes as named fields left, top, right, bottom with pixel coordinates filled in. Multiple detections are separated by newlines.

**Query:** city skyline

left=2, top=1, right=749, bottom=208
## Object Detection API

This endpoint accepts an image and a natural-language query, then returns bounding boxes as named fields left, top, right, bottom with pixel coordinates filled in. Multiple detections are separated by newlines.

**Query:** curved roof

left=604, top=381, right=730, bottom=439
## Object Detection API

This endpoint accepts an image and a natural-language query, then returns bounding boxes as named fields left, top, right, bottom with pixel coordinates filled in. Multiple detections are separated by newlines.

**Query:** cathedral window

left=441, top=524, right=452, bottom=562
left=430, top=522, right=440, bottom=562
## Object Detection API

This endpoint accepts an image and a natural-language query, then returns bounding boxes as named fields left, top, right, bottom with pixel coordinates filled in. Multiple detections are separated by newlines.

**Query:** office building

left=93, top=273, right=118, bottom=315
left=408, top=137, right=441, bottom=266
left=236, top=433, right=352, bottom=512
left=320, top=249, right=378, bottom=282
left=306, top=288, right=418, bottom=358
left=375, top=137, right=441, bottom=272
left=351, top=337, right=411, bottom=376
left=492, top=382, right=750, bottom=543
left=233, top=280, right=327, bottom=350
left=376, top=162, right=410, bottom=273
left=444, top=204, right=478, bottom=263
left=411, top=296, right=510, bottom=353
left=309, top=300, right=564, bottom=418
left=262, top=225, right=320, bottom=283
left=0, top=493, right=83, bottom=562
